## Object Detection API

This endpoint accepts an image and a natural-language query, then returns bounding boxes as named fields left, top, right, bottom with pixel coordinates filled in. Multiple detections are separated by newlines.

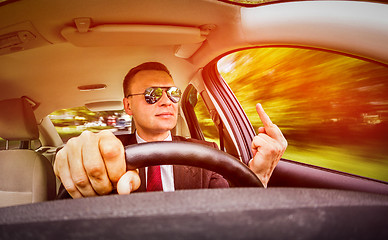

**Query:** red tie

left=147, top=165, right=163, bottom=191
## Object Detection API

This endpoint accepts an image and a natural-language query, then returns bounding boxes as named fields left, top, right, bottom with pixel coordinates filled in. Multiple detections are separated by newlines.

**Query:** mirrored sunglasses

left=126, top=86, right=182, bottom=104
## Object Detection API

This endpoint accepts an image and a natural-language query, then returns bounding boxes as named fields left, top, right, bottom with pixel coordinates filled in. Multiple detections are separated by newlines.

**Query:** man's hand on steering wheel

left=54, top=130, right=140, bottom=198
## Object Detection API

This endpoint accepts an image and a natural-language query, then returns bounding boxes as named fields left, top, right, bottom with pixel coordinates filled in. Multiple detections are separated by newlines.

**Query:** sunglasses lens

left=153, top=88, right=164, bottom=99
left=144, top=87, right=160, bottom=104
left=167, top=87, right=181, bottom=103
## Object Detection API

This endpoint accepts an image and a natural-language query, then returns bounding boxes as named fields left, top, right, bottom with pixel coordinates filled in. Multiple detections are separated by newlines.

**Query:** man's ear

left=123, top=98, right=133, bottom=115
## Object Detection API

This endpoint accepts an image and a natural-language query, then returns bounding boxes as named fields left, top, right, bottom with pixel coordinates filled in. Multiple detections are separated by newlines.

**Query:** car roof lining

left=240, top=1, right=388, bottom=64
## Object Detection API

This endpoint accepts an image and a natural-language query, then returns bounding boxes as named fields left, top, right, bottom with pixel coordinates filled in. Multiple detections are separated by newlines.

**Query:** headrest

left=0, top=98, right=39, bottom=140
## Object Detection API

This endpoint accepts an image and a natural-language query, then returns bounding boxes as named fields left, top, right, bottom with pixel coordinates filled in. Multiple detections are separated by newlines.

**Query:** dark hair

left=123, top=62, right=172, bottom=97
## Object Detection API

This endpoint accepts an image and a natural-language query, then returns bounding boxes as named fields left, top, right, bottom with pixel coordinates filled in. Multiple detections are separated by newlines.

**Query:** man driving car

left=54, top=62, right=288, bottom=198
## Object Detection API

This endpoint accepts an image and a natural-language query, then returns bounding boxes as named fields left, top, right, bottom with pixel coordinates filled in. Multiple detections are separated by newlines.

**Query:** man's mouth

left=156, top=112, right=174, bottom=118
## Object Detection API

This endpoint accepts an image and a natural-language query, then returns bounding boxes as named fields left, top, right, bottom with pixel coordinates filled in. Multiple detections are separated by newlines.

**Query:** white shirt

left=135, top=131, right=175, bottom=192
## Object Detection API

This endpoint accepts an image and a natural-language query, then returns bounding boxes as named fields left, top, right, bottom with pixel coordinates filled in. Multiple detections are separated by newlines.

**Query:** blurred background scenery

left=49, top=107, right=131, bottom=143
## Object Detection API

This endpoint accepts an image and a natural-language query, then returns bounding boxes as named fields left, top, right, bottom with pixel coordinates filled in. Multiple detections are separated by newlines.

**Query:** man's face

left=123, top=70, right=178, bottom=141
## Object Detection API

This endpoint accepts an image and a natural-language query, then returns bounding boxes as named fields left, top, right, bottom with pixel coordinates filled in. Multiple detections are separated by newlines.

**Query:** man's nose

left=158, top=91, right=172, bottom=106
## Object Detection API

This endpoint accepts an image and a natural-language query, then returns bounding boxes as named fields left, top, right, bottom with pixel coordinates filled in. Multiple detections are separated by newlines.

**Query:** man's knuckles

left=281, top=139, right=288, bottom=150
left=96, top=187, right=112, bottom=196
left=268, top=144, right=279, bottom=156
left=63, top=183, right=78, bottom=195
left=80, top=130, right=96, bottom=140
left=90, top=178, right=112, bottom=195
left=65, top=136, right=81, bottom=148
left=72, top=175, right=91, bottom=189
left=99, top=140, right=124, bottom=160
left=252, top=135, right=264, bottom=147
left=85, top=164, right=106, bottom=179
left=97, top=129, right=115, bottom=137
left=53, top=149, right=65, bottom=173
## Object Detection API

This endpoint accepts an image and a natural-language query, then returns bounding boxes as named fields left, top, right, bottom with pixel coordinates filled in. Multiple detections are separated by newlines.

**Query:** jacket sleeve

left=209, top=171, right=230, bottom=188
left=207, top=141, right=229, bottom=188
left=192, top=140, right=230, bottom=188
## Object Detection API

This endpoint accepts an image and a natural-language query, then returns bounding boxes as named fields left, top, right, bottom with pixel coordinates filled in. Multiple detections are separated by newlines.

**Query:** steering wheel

left=125, top=141, right=263, bottom=187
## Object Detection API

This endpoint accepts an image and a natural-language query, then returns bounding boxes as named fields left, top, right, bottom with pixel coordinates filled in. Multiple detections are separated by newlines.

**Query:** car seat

left=0, top=98, right=56, bottom=207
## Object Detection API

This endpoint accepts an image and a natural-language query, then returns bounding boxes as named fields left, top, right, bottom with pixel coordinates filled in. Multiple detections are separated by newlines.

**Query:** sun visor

left=61, top=22, right=206, bottom=47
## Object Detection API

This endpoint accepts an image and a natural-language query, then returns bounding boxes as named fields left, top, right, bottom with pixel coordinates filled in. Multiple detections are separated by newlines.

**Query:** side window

left=217, top=47, right=388, bottom=182
left=195, top=93, right=220, bottom=146
left=185, top=86, right=220, bottom=146
left=49, top=106, right=131, bottom=143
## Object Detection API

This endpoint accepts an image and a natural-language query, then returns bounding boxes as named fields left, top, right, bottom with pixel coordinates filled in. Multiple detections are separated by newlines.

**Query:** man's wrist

left=248, top=159, right=268, bottom=188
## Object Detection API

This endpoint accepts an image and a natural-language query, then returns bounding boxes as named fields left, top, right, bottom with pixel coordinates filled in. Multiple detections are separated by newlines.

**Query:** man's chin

left=152, top=122, right=176, bottom=133
left=158, top=118, right=177, bottom=128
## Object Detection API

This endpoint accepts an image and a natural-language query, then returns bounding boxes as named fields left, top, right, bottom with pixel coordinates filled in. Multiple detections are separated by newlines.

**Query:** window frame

left=199, top=62, right=256, bottom=165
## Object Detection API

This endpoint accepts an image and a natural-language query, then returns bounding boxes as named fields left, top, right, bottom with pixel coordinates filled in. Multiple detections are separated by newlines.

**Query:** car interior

left=0, top=0, right=387, bottom=239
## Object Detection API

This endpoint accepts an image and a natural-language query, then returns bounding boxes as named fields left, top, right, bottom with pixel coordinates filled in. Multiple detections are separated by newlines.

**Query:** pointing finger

left=256, top=103, right=273, bottom=128
left=255, top=103, right=286, bottom=142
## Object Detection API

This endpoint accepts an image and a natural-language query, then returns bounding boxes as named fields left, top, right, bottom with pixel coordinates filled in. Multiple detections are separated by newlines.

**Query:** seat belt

left=210, top=109, right=225, bottom=151
left=217, top=120, right=225, bottom=152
